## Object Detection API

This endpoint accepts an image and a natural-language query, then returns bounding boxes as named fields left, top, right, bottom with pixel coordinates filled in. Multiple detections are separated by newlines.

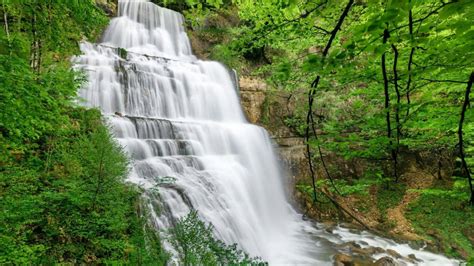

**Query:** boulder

left=333, top=253, right=354, bottom=266
left=386, top=249, right=402, bottom=259
left=374, top=256, right=397, bottom=266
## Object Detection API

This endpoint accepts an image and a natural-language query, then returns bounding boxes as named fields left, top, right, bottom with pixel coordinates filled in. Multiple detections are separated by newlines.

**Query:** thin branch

left=313, top=25, right=331, bottom=34
left=306, top=0, right=355, bottom=201
left=389, top=0, right=458, bottom=33
left=419, top=78, right=468, bottom=84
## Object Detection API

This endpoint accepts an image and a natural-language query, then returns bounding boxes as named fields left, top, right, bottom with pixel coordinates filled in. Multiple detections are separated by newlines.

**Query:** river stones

left=386, top=249, right=402, bottom=259
left=333, top=253, right=354, bottom=266
left=374, top=256, right=397, bottom=266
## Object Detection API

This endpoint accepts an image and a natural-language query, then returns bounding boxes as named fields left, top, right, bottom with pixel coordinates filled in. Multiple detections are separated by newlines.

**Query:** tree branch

left=389, top=0, right=458, bottom=33
left=419, top=78, right=468, bottom=84
left=306, top=0, right=355, bottom=201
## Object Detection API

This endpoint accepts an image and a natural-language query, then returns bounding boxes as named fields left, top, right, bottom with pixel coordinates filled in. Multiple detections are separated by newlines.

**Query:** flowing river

left=74, top=0, right=461, bottom=264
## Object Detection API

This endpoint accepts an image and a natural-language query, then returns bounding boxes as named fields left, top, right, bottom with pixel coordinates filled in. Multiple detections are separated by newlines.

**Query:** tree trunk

left=391, top=44, right=401, bottom=181
left=2, top=1, right=9, bottom=40
left=405, top=5, right=415, bottom=118
left=381, top=28, right=398, bottom=181
left=458, top=71, right=474, bottom=205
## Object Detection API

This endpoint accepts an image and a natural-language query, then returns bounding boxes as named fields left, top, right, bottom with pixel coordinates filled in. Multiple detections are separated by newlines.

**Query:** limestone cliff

left=238, top=76, right=311, bottom=204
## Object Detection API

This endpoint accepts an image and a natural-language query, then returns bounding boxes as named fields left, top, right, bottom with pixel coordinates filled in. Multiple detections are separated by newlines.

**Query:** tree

left=225, top=0, right=474, bottom=205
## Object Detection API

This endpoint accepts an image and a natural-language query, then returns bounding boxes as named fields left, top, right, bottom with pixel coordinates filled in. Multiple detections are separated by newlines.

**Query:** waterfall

left=74, top=0, right=461, bottom=265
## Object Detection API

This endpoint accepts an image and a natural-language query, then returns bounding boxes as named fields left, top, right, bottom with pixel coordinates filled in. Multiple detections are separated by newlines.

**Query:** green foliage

left=406, top=192, right=474, bottom=260
left=411, top=176, right=471, bottom=201
left=210, top=43, right=240, bottom=69
left=0, top=0, right=108, bottom=156
left=153, top=0, right=230, bottom=27
left=377, top=182, right=406, bottom=212
left=327, top=178, right=378, bottom=196
left=0, top=1, right=169, bottom=264
left=0, top=109, right=169, bottom=264
left=222, top=0, right=474, bottom=206
left=375, top=182, right=407, bottom=230
left=170, top=211, right=266, bottom=265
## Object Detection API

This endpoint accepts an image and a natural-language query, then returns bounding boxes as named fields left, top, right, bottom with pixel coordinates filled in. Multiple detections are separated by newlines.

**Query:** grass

left=406, top=193, right=474, bottom=263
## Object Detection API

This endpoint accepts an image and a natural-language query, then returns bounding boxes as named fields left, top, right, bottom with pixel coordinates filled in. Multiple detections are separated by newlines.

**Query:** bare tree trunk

left=29, top=6, right=41, bottom=74
left=30, top=11, right=37, bottom=70
left=2, top=0, right=9, bottom=40
left=405, top=4, right=415, bottom=118
left=381, top=28, right=398, bottom=181
left=458, top=71, right=474, bottom=205
left=391, top=44, right=400, bottom=181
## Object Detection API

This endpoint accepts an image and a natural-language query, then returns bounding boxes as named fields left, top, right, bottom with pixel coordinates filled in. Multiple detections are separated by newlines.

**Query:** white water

left=74, top=0, right=461, bottom=265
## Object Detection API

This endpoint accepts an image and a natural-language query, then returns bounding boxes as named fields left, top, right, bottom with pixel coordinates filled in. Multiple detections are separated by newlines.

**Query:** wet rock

left=352, top=246, right=385, bottom=256
left=338, top=241, right=362, bottom=250
left=407, top=240, right=426, bottom=250
left=408, top=253, right=421, bottom=262
left=239, top=76, right=267, bottom=124
left=374, top=256, right=397, bottom=266
left=386, top=249, right=402, bottom=259
left=240, top=90, right=265, bottom=123
left=95, top=0, right=117, bottom=16
left=333, top=253, right=354, bottom=266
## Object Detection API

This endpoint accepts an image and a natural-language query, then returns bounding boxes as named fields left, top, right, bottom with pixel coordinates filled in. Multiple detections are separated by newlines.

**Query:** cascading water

left=74, top=0, right=461, bottom=265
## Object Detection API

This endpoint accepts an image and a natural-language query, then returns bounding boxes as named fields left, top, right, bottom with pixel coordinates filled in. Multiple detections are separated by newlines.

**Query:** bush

left=170, top=211, right=266, bottom=265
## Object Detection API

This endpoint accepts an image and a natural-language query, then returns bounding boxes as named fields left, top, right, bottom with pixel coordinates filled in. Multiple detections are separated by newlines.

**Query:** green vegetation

left=0, top=1, right=170, bottom=264
left=178, top=0, right=474, bottom=261
left=406, top=192, right=474, bottom=262
left=0, top=1, right=264, bottom=264
left=170, top=211, right=265, bottom=265
left=218, top=0, right=474, bottom=202
left=376, top=183, right=406, bottom=230
left=2, top=0, right=474, bottom=263
left=0, top=108, right=169, bottom=264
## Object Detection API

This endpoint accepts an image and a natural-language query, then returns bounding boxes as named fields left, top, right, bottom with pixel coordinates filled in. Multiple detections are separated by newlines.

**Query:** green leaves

left=303, top=54, right=322, bottom=72
left=0, top=108, right=168, bottom=264
left=224, top=0, right=474, bottom=206
left=170, top=211, right=266, bottom=265
left=0, top=2, right=168, bottom=264
left=274, top=60, right=292, bottom=81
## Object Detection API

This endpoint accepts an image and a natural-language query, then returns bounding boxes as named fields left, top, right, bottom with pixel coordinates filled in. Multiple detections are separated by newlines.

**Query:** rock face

left=95, top=0, right=117, bottom=16
left=238, top=76, right=311, bottom=205
left=239, top=77, right=267, bottom=124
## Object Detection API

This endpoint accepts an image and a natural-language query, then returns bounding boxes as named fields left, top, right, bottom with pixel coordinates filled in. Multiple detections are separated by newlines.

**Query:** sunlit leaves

left=228, top=0, right=474, bottom=199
